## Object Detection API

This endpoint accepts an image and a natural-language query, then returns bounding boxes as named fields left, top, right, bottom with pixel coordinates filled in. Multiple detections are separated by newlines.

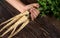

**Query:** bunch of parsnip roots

left=0, top=11, right=30, bottom=38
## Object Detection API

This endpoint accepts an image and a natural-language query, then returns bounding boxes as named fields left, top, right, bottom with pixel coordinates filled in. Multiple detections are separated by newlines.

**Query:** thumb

left=25, top=5, right=33, bottom=11
left=25, top=3, right=39, bottom=11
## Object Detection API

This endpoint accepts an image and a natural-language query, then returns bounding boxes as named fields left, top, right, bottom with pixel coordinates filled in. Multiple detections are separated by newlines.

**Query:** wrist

left=6, top=0, right=26, bottom=13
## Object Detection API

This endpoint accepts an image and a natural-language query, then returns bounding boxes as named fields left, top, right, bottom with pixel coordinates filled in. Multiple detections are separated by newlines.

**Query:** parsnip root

left=0, top=11, right=30, bottom=38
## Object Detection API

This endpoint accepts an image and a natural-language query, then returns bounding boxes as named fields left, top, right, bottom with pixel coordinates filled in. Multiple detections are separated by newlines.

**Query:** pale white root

left=8, top=16, right=29, bottom=37
left=0, top=11, right=29, bottom=32
left=0, top=14, right=22, bottom=32
left=0, top=11, right=30, bottom=38
left=0, top=16, right=28, bottom=37
left=0, top=11, right=29, bottom=26
left=0, top=17, right=13, bottom=26
left=8, top=20, right=29, bottom=38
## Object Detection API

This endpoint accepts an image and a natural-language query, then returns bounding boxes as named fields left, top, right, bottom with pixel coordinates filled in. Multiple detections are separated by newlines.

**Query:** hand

left=20, top=3, right=40, bottom=20
left=29, top=8, right=40, bottom=20
left=6, top=0, right=40, bottom=20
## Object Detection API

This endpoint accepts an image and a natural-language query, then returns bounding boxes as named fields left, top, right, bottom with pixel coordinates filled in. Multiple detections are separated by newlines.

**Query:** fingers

left=32, top=8, right=40, bottom=17
left=30, top=9, right=35, bottom=20
left=29, top=8, right=40, bottom=20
